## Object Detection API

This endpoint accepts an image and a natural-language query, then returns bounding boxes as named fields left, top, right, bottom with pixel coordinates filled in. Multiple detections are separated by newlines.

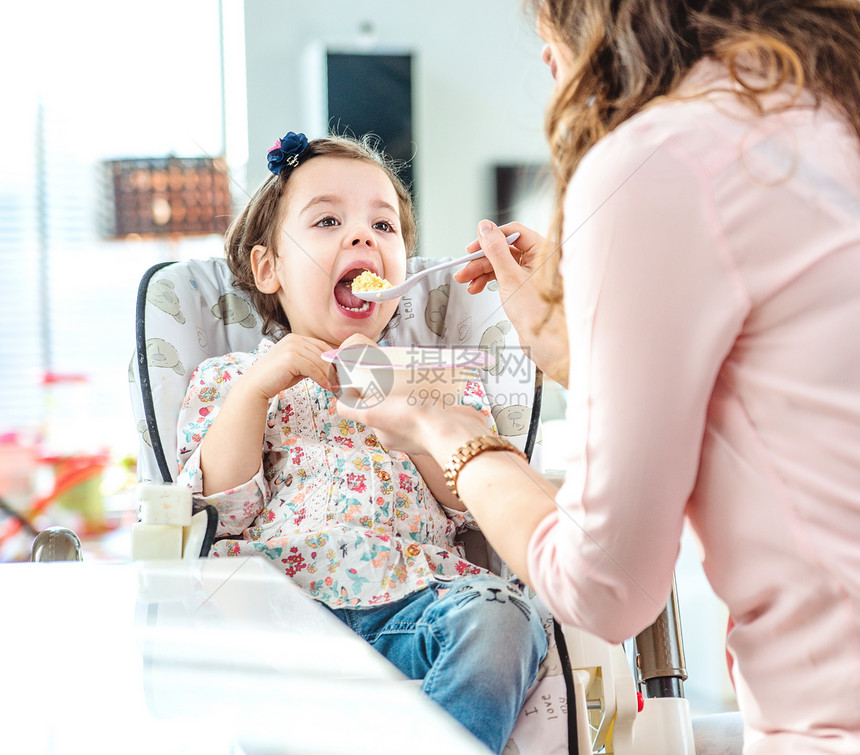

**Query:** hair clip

left=267, top=131, right=309, bottom=176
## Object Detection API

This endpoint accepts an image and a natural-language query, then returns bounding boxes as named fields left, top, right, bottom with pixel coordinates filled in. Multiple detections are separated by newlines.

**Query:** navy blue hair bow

left=267, top=131, right=309, bottom=175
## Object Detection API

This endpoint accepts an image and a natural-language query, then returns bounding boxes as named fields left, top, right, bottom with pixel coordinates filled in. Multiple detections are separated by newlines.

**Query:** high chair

left=130, top=254, right=733, bottom=754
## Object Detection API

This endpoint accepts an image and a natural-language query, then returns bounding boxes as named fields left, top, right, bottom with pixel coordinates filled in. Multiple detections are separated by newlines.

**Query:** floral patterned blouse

left=177, top=338, right=494, bottom=608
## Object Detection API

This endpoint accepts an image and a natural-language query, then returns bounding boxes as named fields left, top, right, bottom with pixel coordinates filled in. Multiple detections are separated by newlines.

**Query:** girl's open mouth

left=334, top=268, right=374, bottom=316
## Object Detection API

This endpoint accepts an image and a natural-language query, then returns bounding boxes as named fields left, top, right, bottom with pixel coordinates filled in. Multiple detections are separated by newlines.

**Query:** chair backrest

left=129, top=255, right=542, bottom=485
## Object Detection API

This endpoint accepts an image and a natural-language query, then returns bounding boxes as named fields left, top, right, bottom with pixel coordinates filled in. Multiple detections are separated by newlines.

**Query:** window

left=0, top=0, right=229, bottom=460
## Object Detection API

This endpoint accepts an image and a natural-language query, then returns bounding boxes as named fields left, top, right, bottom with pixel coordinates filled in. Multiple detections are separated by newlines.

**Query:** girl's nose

left=349, top=228, right=375, bottom=247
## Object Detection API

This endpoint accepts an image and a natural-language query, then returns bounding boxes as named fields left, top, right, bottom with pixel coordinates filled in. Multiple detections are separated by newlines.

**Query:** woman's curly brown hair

left=528, top=0, right=860, bottom=311
left=224, top=133, right=417, bottom=338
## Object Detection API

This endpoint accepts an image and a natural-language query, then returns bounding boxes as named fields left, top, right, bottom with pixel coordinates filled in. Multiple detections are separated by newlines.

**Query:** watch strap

left=443, top=434, right=527, bottom=500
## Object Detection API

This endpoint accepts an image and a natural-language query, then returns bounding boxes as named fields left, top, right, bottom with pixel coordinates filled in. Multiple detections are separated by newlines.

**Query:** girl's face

left=255, top=156, right=407, bottom=348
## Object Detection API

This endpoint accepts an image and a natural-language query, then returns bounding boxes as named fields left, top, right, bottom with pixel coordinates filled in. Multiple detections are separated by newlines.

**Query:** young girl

left=176, top=131, right=547, bottom=754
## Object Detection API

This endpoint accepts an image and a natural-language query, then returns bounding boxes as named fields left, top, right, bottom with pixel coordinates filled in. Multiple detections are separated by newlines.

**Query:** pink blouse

left=528, top=64, right=860, bottom=752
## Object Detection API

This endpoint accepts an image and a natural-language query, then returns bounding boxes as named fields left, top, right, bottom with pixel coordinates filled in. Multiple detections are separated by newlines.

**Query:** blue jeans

left=325, top=574, right=547, bottom=754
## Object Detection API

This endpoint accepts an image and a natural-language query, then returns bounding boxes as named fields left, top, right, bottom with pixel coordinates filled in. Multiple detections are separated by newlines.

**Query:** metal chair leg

left=634, top=577, right=687, bottom=698
left=30, top=526, right=84, bottom=562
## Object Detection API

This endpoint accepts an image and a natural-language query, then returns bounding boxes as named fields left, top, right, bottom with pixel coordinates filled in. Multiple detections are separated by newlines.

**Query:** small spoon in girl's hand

left=351, top=232, right=520, bottom=302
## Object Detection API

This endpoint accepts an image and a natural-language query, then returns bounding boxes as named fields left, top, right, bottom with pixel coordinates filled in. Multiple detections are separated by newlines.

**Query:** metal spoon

left=352, top=232, right=520, bottom=302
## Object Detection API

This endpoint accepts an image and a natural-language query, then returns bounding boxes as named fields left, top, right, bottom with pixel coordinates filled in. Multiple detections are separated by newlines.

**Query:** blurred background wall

left=0, top=0, right=553, bottom=456
left=241, top=0, right=553, bottom=257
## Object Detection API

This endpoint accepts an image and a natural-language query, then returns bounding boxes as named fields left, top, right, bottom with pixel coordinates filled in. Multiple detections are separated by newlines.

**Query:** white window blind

left=0, top=0, right=228, bottom=460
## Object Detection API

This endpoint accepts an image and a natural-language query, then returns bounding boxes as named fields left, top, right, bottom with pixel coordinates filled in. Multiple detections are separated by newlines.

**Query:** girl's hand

left=240, top=334, right=339, bottom=402
left=456, top=220, right=570, bottom=385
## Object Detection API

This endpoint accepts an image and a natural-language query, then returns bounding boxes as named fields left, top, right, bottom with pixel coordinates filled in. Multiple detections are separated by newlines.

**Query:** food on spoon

left=351, top=270, right=393, bottom=295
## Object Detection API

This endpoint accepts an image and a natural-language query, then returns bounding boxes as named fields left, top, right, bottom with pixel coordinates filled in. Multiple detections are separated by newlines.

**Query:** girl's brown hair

left=225, top=133, right=417, bottom=337
left=529, top=0, right=860, bottom=310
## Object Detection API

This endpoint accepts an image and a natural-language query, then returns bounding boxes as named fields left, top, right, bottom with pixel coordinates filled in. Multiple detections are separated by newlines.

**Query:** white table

left=1, top=557, right=489, bottom=754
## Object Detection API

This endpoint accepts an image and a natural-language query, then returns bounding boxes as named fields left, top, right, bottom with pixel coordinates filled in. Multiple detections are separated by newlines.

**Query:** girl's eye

left=373, top=221, right=393, bottom=233
left=317, top=217, right=339, bottom=228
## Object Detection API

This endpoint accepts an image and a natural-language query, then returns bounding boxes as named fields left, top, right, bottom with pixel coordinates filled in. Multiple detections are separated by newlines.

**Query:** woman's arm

left=409, top=452, right=465, bottom=511
left=337, top=400, right=558, bottom=582
left=412, top=373, right=498, bottom=513
left=523, top=131, right=748, bottom=641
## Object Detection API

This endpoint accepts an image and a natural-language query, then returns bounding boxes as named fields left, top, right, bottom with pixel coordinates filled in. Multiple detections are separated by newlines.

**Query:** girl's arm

left=177, top=354, right=267, bottom=535
left=199, top=335, right=336, bottom=496
left=197, top=377, right=270, bottom=496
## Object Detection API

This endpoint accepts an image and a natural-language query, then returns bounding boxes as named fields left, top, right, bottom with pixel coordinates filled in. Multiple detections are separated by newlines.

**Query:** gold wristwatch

left=443, top=434, right=527, bottom=500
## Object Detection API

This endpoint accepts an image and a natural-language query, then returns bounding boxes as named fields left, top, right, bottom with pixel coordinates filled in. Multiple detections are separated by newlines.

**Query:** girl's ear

left=251, top=245, right=280, bottom=294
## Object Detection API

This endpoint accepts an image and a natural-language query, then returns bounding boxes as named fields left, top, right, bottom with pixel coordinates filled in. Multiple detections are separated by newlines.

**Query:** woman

left=338, top=1, right=860, bottom=751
